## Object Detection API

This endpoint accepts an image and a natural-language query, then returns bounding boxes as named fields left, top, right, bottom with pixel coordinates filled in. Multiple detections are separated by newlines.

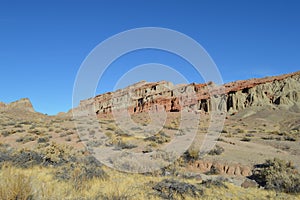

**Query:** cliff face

left=0, top=98, right=35, bottom=112
left=76, top=71, right=300, bottom=116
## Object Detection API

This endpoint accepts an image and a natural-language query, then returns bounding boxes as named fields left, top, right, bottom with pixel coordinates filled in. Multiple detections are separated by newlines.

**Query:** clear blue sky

left=0, top=0, right=299, bottom=115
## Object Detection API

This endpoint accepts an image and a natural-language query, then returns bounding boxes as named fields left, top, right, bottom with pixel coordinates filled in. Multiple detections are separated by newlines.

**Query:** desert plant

left=206, top=165, right=221, bottom=175
left=201, top=177, right=228, bottom=188
left=185, top=146, right=200, bottom=160
left=41, top=142, right=76, bottom=166
left=284, top=136, right=297, bottom=142
left=153, top=179, right=203, bottom=199
left=1, top=130, right=10, bottom=137
left=12, top=149, right=44, bottom=168
left=144, top=131, right=170, bottom=144
left=56, top=156, right=108, bottom=190
left=208, top=145, right=224, bottom=156
left=251, top=158, right=300, bottom=193
left=241, top=137, right=251, bottom=142
left=38, top=137, right=49, bottom=143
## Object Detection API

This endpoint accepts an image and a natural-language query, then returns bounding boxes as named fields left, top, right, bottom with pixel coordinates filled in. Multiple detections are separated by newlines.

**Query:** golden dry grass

left=1, top=164, right=300, bottom=200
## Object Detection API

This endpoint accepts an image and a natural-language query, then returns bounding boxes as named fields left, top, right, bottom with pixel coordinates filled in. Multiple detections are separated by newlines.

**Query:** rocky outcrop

left=0, top=98, right=35, bottom=112
left=75, top=71, right=300, bottom=116
left=187, top=160, right=252, bottom=176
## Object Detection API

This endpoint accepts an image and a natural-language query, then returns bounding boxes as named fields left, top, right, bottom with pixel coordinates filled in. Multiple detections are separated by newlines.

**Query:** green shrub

left=208, top=145, right=224, bottom=156
left=251, top=158, right=300, bottom=193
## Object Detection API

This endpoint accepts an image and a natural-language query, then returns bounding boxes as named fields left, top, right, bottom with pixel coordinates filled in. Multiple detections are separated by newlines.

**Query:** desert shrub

left=0, top=164, right=34, bottom=200
left=0, top=148, right=13, bottom=166
left=240, top=137, right=251, bottom=142
left=216, top=137, right=226, bottom=142
left=153, top=179, right=203, bottom=199
left=237, top=129, right=246, bottom=133
left=164, top=124, right=178, bottom=130
left=28, top=129, right=42, bottom=135
left=14, top=124, right=23, bottom=128
left=19, top=121, right=31, bottom=125
left=16, top=137, right=24, bottom=143
left=59, top=133, right=66, bottom=137
left=37, top=136, right=49, bottom=143
left=87, top=140, right=102, bottom=148
left=106, top=124, right=117, bottom=131
left=261, top=136, right=274, bottom=140
left=206, top=165, right=221, bottom=175
left=1, top=130, right=10, bottom=137
left=208, top=145, right=224, bottom=156
left=115, top=140, right=137, bottom=150
left=185, top=146, right=199, bottom=161
left=284, top=136, right=297, bottom=142
left=41, top=142, right=76, bottom=166
left=144, top=131, right=170, bottom=144
left=221, top=129, right=228, bottom=133
left=12, top=149, right=44, bottom=168
left=201, top=177, right=228, bottom=188
left=56, top=156, right=108, bottom=190
left=251, top=158, right=300, bottom=193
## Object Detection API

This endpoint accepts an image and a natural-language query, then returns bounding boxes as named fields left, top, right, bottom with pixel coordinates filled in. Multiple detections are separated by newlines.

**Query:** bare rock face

left=0, top=98, right=35, bottom=112
left=75, top=71, right=300, bottom=116
left=187, top=160, right=252, bottom=176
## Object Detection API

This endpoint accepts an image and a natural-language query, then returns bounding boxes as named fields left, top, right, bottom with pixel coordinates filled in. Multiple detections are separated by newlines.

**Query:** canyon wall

left=75, top=71, right=300, bottom=116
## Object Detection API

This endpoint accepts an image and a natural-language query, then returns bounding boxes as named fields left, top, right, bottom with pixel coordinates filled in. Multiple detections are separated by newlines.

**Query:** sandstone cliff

left=75, top=71, right=300, bottom=116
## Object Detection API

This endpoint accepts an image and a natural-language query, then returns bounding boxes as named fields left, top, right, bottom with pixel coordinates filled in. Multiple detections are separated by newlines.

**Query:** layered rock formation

left=187, top=160, right=252, bottom=176
left=0, top=98, right=35, bottom=112
left=75, top=71, right=300, bottom=116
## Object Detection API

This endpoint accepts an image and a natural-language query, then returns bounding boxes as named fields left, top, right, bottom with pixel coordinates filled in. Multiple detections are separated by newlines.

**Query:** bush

left=1, top=131, right=10, bottom=137
left=206, top=165, right=221, bottom=175
left=12, top=149, right=44, bottom=168
left=56, top=156, right=108, bottom=190
left=240, top=137, right=251, bottom=142
left=153, top=179, right=203, bottom=199
left=201, top=177, right=228, bottom=188
left=41, top=142, right=77, bottom=166
left=185, top=147, right=200, bottom=160
left=208, top=145, right=224, bottom=156
left=284, top=136, right=297, bottom=142
left=37, top=137, right=49, bottom=143
left=251, top=158, right=300, bottom=193
left=144, top=131, right=170, bottom=144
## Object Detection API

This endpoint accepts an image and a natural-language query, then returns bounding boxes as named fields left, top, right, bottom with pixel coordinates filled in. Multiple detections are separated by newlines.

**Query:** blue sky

left=0, top=0, right=299, bottom=115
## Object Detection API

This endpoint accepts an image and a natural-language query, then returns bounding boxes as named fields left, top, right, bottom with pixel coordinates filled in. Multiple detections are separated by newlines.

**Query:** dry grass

left=0, top=163, right=299, bottom=200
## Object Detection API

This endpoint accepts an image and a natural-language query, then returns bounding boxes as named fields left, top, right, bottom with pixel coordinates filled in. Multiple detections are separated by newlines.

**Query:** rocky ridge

left=0, top=98, right=35, bottom=112
left=75, top=71, right=300, bottom=116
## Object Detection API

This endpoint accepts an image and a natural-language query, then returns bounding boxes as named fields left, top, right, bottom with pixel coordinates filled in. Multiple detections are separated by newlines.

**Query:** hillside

left=0, top=71, right=300, bottom=199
